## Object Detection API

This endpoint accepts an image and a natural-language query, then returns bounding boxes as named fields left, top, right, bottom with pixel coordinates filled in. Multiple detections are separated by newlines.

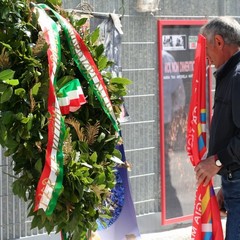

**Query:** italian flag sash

left=33, top=5, right=86, bottom=215
left=33, top=5, right=66, bottom=216
left=38, top=3, right=120, bottom=134
left=32, top=3, right=120, bottom=217
left=58, top=78, right=86, bottom=114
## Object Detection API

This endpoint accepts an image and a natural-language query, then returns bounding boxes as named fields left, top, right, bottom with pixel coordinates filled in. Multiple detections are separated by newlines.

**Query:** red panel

left=157, top=19, right=209, bottom=225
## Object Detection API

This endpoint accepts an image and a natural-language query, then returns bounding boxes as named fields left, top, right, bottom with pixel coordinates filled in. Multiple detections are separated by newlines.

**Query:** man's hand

left=194, top=155, right=222, bottom=186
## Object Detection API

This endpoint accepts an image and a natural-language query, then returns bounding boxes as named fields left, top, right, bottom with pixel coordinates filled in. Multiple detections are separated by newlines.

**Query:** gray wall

left=1, top=0, right=240, bottom=239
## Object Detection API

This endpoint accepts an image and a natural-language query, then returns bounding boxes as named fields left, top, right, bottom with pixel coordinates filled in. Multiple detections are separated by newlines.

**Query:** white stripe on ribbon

left=202, top=223, right=212, bottom=232
left=201, top=123, right=206, bottom=132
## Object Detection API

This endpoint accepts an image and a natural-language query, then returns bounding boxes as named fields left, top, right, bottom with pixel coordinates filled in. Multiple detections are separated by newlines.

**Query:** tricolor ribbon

left=37, top=3, right=120, bottom=134
left=58, top=78, right=86, bottom=115
left=33, top=2, right=120, bottom=219
left=33, top=5, right=66, bottom=216
left=33, top=4, right=86, bottom=216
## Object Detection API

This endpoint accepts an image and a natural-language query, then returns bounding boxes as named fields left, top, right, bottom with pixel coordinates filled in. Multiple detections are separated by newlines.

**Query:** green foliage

left=0, top=0, right=131, bottom=239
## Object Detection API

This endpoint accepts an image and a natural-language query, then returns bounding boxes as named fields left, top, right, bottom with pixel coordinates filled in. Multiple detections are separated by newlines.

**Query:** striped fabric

left=58, top=79, right=86, bottom=115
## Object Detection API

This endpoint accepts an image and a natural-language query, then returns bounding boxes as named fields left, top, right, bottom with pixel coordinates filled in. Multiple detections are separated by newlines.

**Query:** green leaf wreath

left=0, top=0, right=131, bottom=239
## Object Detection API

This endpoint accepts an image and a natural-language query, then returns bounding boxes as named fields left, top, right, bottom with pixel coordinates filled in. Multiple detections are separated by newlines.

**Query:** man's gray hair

left=200, top=16, right=240, bottom=46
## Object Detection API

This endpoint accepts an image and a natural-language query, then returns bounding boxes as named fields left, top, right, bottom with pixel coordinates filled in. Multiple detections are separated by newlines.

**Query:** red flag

left=186, top=34, right=224, bottom=240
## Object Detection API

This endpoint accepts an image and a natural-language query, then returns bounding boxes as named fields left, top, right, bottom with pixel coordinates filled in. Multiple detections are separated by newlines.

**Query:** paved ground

left=15, top=219, right=226, bottom=240
left=141, top=226, right=192, bottom=240
left=141, top=219, right=226, bottom=240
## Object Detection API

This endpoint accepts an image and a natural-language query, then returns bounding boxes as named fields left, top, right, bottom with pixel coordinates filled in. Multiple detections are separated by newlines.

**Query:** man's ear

left=214, top=35, right=224, bottom=49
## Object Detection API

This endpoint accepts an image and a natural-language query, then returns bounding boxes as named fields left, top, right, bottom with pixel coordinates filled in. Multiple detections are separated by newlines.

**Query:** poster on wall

left=157, top=20, right=214, bottom=225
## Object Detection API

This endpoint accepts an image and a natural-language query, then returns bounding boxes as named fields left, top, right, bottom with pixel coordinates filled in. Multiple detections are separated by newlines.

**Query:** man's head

left=200, top=17, right=240, bottom=68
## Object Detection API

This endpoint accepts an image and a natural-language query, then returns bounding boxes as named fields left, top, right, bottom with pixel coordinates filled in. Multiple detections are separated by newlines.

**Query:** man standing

left=195, top=16, right=240, bottom=239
